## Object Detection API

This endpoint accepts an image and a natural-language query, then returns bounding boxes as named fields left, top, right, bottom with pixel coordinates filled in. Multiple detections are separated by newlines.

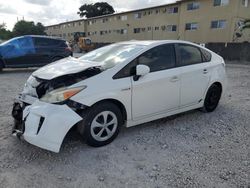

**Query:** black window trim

left=113, top=43, right=178, bottom=79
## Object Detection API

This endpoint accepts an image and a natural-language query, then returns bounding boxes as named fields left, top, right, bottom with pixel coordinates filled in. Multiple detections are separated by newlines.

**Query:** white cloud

left=0, top=4, right=16, bottom=14
left=23, top=0, right=51, bottom=6
left=0, top=0, right=176, bottom=30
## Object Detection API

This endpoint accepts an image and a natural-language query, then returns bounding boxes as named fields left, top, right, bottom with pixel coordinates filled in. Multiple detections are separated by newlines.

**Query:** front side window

left=214, top=0, right=229, bottom=6
left=178, top=44, right=202, bottom=66
left=211, top=20, right=227, bottom=29
left=185, top=23, right=198, bottom=30
left=187, top=2, right=200, bottom=10
left=138, top=44, right=176, bottom=72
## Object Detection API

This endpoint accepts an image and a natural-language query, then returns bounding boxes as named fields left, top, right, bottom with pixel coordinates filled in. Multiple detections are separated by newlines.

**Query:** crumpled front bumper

left=20, top=101, right=82, bottom=152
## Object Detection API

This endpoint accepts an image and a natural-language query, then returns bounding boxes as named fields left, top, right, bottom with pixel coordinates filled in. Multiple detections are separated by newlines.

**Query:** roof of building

left=46, top=0, right=186, bottom=28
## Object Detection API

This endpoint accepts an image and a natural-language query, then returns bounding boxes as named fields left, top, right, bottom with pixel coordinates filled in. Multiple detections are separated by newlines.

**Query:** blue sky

left=0, top=0, right=176, bottom=30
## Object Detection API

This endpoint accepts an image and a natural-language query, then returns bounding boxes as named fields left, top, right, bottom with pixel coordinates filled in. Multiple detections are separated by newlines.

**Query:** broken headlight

left=40, top=86, right=86, bottom=103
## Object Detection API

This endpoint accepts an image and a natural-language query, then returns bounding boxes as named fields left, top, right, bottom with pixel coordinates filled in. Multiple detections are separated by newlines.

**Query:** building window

left=148, top=10, right=152, bottom=15
left=141, top=28, right=146, bottom=32
left=211, top=20, right=227, bottom=29
left=213, top=0, right=229, bottom=6
left=155, top=9, right=160, bottom=14
left=242, top=0, right=249, bottom=7
left=147, top=27, right=152, bottom=31
left=187, top=2, right=200, bottom=10
left=185, top=23, right=198, bottom=30
left=102, top=18, right=108, bottom=23
left=134, top=13, right=142, bottom=19
left=121, top=29, right=128, bottom=34
left=168, top=7, right=178, bottom=13
left=134, top=28, right=141, bottom=33
left=121, top=15, right=127, bottom=21
left=155, top=26, right=159, bottom=31
left=166, top=25, right=177, bottom=32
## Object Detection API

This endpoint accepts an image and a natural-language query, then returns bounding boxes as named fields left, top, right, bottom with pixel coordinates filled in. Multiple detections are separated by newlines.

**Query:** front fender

left=23, top=101, right=82, bottom=152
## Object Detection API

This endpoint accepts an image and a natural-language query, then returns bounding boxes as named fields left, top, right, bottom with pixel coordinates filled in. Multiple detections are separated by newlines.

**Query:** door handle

left=203, top=69, right=208, bottom=74
left=170, top=76, right=179, bottom=82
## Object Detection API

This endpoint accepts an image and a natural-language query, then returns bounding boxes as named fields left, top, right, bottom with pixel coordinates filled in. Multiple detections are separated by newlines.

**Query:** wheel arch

left=212, top=82, right=223, bottom=93
left=91, top=98, right=128, bottom=123
left=202, top=81, right=223, bottom=103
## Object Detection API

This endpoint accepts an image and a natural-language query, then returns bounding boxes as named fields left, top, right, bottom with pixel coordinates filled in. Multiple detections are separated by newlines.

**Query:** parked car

left=12, top=40, right=227, bottom=152
left=0, top=35, right=72, bottom=71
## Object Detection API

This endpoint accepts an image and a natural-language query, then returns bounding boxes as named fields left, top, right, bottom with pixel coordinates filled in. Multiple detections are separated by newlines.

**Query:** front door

left=132, top=44, right=180, bottom=120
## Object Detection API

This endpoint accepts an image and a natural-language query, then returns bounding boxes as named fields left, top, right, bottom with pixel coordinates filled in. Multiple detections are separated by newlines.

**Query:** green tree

left=78, top=2, right=115, bottom=18
left=242, top=19, right=250, bottom=30
left=0, top=23, right=12, bottom=40
left=12, top=20, right=46, bottom=37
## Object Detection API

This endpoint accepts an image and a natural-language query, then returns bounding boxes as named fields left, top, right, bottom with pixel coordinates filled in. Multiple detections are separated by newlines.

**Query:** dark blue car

left=0, top=35, right=73, bottom=71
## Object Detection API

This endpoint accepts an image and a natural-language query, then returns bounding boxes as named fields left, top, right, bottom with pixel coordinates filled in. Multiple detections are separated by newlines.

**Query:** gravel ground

left=0, top=64, right=249, bottom=188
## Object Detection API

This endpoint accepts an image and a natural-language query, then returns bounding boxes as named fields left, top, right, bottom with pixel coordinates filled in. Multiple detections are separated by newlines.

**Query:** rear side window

left=33, top=38, right=61, bottom=47
left=138, top=44, right=176, bottom=72
left=178, top=44, right=202, bottom=66
left=200, top=48, right=212, bottom=62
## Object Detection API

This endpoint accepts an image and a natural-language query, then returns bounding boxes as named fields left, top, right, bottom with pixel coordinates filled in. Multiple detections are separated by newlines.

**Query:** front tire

left=78, top=102, right=123, bottom=147
left=202, top=84, right=222, bottom=112
left=0, top=60, right=4, bottom=72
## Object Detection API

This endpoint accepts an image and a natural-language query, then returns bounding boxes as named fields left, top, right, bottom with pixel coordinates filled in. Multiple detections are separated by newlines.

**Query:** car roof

left=117, top=40, right=200, bottom=46
left=21, top=35, right=65, bottom=41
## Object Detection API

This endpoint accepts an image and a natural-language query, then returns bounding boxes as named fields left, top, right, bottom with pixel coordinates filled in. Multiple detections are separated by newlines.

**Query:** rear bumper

left=13, top=100, right=82, bottom=153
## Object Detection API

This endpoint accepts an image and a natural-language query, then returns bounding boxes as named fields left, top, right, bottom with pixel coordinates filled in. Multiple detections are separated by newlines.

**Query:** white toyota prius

left=12, top=40, right=227, bottom=152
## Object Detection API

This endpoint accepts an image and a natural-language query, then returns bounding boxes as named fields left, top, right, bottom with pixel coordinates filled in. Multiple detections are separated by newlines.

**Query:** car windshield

left=79, top=43, right=145, bottom=70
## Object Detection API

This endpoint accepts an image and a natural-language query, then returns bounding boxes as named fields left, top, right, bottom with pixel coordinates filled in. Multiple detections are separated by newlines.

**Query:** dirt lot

left=0, top=64, right=249, bottom=188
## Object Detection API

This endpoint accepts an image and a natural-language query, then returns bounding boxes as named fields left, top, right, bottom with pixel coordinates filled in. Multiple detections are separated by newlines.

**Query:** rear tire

left=202, top=84, right=222, bottom=112
left=77, top=102, right=123, bottom=147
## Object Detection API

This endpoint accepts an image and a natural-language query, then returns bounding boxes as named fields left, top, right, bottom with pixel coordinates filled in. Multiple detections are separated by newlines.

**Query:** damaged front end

left=12, top=64, right=102, bottom=152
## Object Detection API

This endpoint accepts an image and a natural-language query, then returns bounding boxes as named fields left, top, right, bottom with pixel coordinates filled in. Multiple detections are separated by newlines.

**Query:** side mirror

left=136, top=64, right=150, bottom=76
left=133, top=64, right=150, bottom=81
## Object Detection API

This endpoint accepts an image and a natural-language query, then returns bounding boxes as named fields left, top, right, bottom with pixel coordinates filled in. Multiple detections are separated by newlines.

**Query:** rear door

left=176, top=43, right=211, bottom=108
left=131, top=44, right=181, bottom=120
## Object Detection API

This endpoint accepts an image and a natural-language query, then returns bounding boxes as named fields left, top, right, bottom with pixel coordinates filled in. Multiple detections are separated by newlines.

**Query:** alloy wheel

left=90, top=111, right=118, bottom=142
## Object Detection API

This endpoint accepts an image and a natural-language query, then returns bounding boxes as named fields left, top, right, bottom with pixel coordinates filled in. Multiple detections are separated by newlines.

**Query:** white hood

left=32, top=57, right=100, bottom=80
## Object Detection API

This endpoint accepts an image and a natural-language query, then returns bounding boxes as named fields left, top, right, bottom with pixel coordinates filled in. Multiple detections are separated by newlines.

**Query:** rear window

left=33, top=38, right=62, bottom=47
